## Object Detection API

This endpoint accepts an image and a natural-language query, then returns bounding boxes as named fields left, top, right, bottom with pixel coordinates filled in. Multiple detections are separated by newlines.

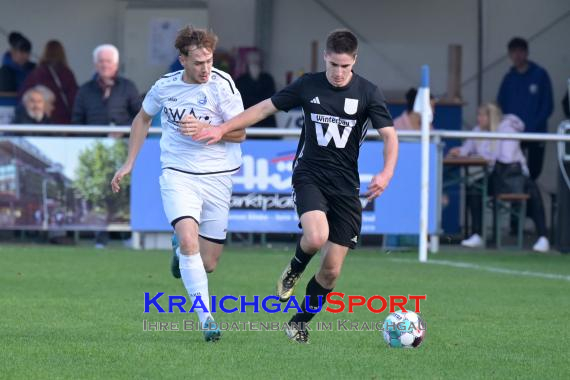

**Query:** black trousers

left=525, top=179, right=547, bottom=237
left=466, top=176, right=547, bottom=237
left=466, top=177, right=491, bottom=236
left=521, top=141, right=545, bottom=181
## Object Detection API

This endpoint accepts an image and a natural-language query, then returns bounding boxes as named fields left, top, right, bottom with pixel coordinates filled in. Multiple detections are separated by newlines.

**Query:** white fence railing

left=2, top=124, right=570, bottom=142
left=1, top=123, right=569, bottom=244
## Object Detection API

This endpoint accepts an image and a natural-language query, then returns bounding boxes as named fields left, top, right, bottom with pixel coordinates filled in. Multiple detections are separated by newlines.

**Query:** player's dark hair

left=325, top=29, right=358, bottom=57
left=175, top=25, right=218, bottom=56
left=507, top=37, right=528, bottom=52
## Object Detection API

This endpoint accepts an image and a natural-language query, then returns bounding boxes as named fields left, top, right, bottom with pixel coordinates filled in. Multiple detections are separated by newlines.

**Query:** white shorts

left=159, top=169, right=233, bottom=241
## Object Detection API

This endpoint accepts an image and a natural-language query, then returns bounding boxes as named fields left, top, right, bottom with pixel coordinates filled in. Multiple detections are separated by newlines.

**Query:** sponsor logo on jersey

left=311, top=113, right=356, bottom=149
left=163, top=108, right=211, bottom=124
left=344, top=98, right=359, bottom=115
left=164, top=107, right=186, bottom=122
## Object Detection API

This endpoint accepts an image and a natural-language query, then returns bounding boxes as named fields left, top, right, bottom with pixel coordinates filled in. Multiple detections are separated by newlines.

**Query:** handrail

left=1, top=123, right=570, bottom=141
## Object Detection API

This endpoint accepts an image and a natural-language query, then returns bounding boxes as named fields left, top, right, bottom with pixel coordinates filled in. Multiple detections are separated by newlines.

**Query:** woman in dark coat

left=19, top=40, right=78, bottom=124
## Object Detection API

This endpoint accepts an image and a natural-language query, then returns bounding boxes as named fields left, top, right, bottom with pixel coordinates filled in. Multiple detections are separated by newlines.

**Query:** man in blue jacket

left=0, top=32, right=36, bottom=92
left=497, top=37, right=553, bottom=180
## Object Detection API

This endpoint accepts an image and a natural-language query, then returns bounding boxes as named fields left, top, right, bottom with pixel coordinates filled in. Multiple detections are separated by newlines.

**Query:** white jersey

left=142, top=68, right=244, bottom=175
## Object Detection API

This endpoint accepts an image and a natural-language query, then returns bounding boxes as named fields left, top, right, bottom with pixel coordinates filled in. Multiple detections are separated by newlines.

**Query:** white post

left=417, top=66, right=431, bottom=263
left=132, top=231, right=142, bottom=250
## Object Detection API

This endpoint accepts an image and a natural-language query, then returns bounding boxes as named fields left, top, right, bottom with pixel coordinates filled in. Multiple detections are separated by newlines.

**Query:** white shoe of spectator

left=461, top=234, right=483, bottom=248
left=532, top=236, right=550, bottom=252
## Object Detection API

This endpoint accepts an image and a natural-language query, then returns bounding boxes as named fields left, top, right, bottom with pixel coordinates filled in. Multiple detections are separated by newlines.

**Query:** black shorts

left=292, top=172, right=362, bottom=249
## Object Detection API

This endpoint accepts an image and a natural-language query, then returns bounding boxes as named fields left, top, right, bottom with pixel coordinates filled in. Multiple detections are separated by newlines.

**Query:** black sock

left=290, top=275, right=332, bottom=326
left=289, top=240, right=314, bottom=274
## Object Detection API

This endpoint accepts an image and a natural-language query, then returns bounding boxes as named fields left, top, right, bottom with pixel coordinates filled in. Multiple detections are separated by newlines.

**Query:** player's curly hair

left=326, top=29, right=358, bottom=57
left=175, top=26, right=218, bottom=56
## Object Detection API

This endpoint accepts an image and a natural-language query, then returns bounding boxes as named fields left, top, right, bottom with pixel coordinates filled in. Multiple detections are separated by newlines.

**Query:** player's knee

left=304, top=231, right=328, bottom=250
left=178, top=235, right=199, bottom=255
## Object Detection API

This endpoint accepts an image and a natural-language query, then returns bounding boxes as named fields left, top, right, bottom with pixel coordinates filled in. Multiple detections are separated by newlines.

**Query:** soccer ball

left=382, top=311, right=426, bottom=348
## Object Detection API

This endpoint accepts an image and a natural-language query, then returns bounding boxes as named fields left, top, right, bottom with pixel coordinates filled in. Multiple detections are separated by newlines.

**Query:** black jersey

left=271, top=72, right=393, bottom=189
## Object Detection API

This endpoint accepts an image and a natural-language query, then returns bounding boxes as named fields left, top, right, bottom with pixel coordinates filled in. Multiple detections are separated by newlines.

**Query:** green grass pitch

left=1, top=244, right=569, bottom=379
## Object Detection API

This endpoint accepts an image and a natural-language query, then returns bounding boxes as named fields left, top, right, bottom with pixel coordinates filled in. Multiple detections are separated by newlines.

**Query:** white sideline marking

left=388, top=258, right=570, bottom=282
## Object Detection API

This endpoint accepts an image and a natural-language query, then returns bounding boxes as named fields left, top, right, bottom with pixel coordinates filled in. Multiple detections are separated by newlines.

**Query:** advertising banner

left=131, top=139, right=438, bottom=234
left=0, top=137, right=129, bottom=229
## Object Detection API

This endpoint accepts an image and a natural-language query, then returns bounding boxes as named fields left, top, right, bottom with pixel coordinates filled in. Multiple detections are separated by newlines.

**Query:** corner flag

left=413, top=66, right=433, bottom=123
left=416, top=65, right=431, bottom=263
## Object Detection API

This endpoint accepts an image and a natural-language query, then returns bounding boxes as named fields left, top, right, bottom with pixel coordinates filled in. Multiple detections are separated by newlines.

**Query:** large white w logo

left=311, top=113, right=356, bottom=148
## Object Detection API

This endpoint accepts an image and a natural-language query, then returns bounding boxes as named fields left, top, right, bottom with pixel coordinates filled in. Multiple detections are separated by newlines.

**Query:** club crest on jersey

left=344, top=98, right=359, bottom=115
left=197, top=92, right=207, bottom=105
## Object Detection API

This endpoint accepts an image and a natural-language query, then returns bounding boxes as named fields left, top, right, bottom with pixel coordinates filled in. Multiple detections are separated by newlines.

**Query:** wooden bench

left=494, top=193, right=530, bottom=249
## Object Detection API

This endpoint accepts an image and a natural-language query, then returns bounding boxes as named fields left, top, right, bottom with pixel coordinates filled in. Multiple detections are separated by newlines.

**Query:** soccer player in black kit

left=184, top=29, right=399, bottom=343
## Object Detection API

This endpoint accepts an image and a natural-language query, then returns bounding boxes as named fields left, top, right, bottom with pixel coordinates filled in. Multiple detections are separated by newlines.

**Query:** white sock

left=178, top=250, right=211, bottom=324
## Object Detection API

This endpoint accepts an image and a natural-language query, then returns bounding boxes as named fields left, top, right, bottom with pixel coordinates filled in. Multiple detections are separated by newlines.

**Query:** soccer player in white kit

left=111, top=26, right=245, bottom=342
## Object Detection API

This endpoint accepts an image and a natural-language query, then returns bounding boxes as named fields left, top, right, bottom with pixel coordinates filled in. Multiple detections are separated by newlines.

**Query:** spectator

left=13, top=85, right=53, bottom=124
left=497, top=37, right=553, bottom=180
left=448, top=103, right=549, bottom=252
left=72, top=44, right=140, bottom=126
left=20, top=40, right=78, bottom=124
left=168, top=56, right=183, bottom=73
left=393, top=87, right=435, bottom=130
left=35, top=82, right=56, bottom=118
left=235, top=50, right=276, bottom=128
left=0, top=32, right=36, bottom=92
left=72, top=44, right=140, bottom=248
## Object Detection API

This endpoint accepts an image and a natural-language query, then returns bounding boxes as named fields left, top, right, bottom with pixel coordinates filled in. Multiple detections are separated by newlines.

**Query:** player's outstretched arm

left=111, top=109, right=153, bottom=193
left=193, top=99, right=278, bottom=144
left=366, top=126, right=399, bottom=201
left=221, top=129, right=246, bottom=143
left=177, top=115, right=245, bottom=142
